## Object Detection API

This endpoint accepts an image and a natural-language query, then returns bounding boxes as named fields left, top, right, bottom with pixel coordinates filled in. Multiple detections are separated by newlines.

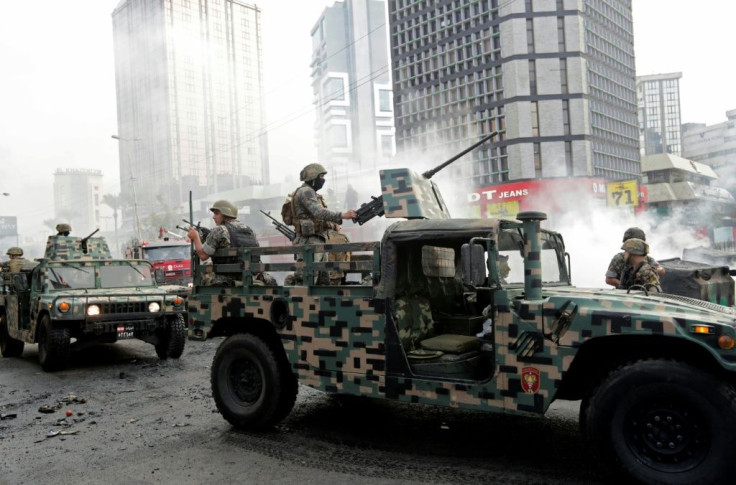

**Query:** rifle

left=80, top=228, right=100, bottom=254
left=352, top=131, right=498, bottom=225
left=181, top=219, right=211, bottom=240
left=260, top=210, right=296, bottom=241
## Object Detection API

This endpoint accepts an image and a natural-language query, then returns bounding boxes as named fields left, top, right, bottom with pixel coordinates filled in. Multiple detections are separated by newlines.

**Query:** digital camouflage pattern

left=605, top=252, right=659, bottom=280
left=622, top=261, right=661, bottom=289
left=290, top=184, right=342, bottom=242
left=379, top=168, right=450, bottom=220
left=190, top=165, right=736, bottom=483
left=0, top=236, right=187, bottom=370
left=44, top=236, right=113, bottom=261
left=189, top=215, right=736, bottom=415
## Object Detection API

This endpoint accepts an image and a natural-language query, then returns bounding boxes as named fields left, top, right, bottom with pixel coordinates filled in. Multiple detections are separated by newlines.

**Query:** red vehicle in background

left=125, top=236, right=192, bottom=286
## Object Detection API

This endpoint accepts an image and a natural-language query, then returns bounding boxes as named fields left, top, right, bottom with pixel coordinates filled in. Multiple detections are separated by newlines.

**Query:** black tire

left=0, top=313, right=24, bottom=358
left=584, top=360, right=736, bottom=485
left=272, top=360, right=298, bottom=424
left=37, top=315, right=70, bottom=372
left=210, top=333, right=288, bottom=430
left=155, top=314, right=187, bottom=359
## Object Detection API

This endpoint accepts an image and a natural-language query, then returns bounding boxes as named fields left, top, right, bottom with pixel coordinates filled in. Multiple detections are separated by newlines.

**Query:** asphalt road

left=0, top=338, right=606, bottom=485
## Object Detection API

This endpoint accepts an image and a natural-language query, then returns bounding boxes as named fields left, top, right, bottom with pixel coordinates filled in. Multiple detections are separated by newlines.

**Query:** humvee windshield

left=99, top=262, right=155, bottom=288
left=143, top=245, right=189, bottom=261
left=45, top=261, right=155, bottom=290
left=497, top=227, right=566, bottom=285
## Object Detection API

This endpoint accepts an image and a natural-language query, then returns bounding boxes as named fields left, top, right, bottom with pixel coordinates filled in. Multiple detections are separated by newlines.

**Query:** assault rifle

left=260, top=210, right=296, bottom=241
left=80, top=228, right=100, bottom=254
left=352, top=131, right=498, bottom=225
left=180, top=219, right=210, bottom=240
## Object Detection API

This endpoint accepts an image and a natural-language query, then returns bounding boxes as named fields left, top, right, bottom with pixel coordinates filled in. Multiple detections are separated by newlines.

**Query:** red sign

left=467, top=178, right=607, bottom=219
left=521, top=367, right=541, bottom=394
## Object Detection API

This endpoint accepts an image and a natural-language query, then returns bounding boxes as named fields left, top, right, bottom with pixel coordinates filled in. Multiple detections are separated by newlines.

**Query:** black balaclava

left=311, top=177, right=325, bottom=192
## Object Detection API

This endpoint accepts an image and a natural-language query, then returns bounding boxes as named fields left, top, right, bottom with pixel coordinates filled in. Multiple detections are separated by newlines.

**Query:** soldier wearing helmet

left=287, top=163, right=357, bottom=285
left=56, top=223, right=72, bottom=236
left=605, top=227, right=665, bottom=287
left=617, top=238, right=661, bottom=291
left=2, top=247, right=30, bottom=273
left=187, top=199, right=265, bottom=285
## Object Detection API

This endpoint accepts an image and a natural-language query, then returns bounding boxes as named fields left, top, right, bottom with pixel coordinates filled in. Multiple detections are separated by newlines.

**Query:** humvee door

left=380, top=168, right=450, bottom=220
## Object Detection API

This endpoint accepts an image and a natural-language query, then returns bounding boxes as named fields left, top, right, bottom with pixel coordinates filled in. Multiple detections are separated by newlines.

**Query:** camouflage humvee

left=187, top=167, right=736, bottom=484
left=0, top=233, right=187, bottom=371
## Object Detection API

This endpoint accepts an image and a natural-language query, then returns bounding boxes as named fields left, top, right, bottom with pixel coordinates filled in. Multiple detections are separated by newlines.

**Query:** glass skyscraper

left=637, top=72, right=683, bottom=157
left=112, top=0, right=268, bottom=213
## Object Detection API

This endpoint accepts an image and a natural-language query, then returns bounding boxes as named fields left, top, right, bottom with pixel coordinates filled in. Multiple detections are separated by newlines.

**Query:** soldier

left=289, top=163, right=357, bottom=284
left=187, top=200, right=267, bottom=285
left=2, top=247, right=30, bottom=273
left=56, top=223, right=72, bottom=236
left=618, top=238, right=661, bottom=291
left=605, top=227, right=665, bottom=288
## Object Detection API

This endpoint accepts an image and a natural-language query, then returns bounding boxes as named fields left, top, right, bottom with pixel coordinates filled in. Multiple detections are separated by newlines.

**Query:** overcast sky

left=0, top=0, right=734, bottom=242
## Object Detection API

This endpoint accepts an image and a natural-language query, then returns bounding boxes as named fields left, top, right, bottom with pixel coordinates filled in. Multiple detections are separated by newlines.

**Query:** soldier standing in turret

left=289, top=163, right=356, bottom=285
left=1, top=247, right=30, bottom=273
left=55, top=223, right=72, bottom=236
left=605, top=227, right=664, bottom=288
left=618, top=238, right=661, bottom=291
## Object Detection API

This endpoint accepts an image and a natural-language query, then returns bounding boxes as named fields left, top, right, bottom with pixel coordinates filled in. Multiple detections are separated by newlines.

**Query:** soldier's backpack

left=281, top=192, right=295, bottom=226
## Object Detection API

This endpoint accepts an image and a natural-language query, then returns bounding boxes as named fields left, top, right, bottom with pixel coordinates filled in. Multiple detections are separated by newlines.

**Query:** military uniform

left=201, top=219, right=263, bottom=286
left=606, top=252, right=659, bottom=281
left=621, top=261, right=661, bottom=290
left=291, top=183, right=348, bottom=285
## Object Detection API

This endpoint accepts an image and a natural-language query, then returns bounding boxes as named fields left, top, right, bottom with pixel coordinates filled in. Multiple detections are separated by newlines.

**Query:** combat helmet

left=622, top=227, right=646, bottom=242
left=621, top=238, right=648, bottom=256
left=300, top=163, right=327, bottom=182
left=56, top=223, right=72, bottom=235
left=6, top=247, right=23, bottom=256
left=210, top=200, right=238, bottom=218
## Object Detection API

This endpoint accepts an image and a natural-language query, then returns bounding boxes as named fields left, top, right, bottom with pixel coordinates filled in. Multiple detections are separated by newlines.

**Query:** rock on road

left=0, top=338, right=605, bottom=484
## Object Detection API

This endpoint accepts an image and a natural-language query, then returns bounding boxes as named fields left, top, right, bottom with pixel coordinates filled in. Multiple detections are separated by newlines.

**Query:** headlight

left=148, top=302, right=161, bottom=313
left=87, top=304, right=101, bottom=316
left=58, top=301, right=71, bottom=313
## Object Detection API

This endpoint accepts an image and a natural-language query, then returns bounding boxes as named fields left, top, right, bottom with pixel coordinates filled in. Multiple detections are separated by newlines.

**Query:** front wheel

left=211, top=333, right=289, bottom=430
left=584, top=360, right=736, bottom=484
left=0, top=313, right=24, bottom=358
left=155, top=314, right=187, bottom=359
left=37, top=315, right=70, bottom=372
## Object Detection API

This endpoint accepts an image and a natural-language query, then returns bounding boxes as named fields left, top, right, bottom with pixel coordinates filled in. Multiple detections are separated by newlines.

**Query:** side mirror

left=154, top=268, right=166, bottom=285
left=12, top=273, right=29, bottom=292
left=461, top=243, right=486, bottom=287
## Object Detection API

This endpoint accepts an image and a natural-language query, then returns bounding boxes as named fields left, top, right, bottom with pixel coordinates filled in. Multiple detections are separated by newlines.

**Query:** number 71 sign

left=606, top=180, right=639, bottom=207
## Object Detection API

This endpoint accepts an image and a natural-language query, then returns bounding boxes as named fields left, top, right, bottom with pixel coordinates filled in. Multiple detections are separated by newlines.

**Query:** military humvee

left=187, top=167, right=736, bottom=484
left=0, top=233, right=187, bottom=371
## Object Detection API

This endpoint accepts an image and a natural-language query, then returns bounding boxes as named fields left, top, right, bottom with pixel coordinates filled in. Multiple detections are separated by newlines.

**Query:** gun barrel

left=422, top=131, right=497, bottom=179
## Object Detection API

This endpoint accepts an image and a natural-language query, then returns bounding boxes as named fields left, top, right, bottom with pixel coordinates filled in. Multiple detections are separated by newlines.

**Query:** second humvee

left=0, top=233, right=187, bottom=371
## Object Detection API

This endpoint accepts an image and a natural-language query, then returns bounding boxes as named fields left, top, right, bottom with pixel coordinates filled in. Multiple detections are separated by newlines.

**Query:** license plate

left=117, top=324, right=135, bottom=339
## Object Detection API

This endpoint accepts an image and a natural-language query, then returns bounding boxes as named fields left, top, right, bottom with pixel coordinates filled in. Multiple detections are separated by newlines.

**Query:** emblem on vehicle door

left=521, top=367, right=540, bottom=394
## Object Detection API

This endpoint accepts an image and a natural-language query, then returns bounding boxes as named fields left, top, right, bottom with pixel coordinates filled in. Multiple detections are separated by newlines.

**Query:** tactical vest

left=222, top=221, right=260, bottom=263
left=291, top=186, right=338, bottom=237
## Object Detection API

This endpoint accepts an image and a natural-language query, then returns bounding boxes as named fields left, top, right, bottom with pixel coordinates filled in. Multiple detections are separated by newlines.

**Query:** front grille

left=98, top=301, right=148, bottom=314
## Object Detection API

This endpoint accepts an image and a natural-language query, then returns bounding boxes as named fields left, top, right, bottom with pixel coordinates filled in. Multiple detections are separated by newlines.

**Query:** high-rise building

left=53, top=168, right=103, bottom=235
left=112, top=0, right=268, bottom=215
left=388, top=0, right=640, bottom=187
left=310, top=0, right=395, bottom=187
left=682, top=109, right=736, bottom=195
left=637, top=72, right=683, bottom=156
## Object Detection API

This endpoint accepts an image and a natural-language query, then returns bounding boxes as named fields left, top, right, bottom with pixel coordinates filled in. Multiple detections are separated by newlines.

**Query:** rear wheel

left=37, top=315, right=70, bottom=372
left=0, top=313, right=24, bottom=358
left=211, top=333, right=291, bottom=430
left=155, top=313, right=186, bottom=359
left=584, top=360, right=736, bottom=485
